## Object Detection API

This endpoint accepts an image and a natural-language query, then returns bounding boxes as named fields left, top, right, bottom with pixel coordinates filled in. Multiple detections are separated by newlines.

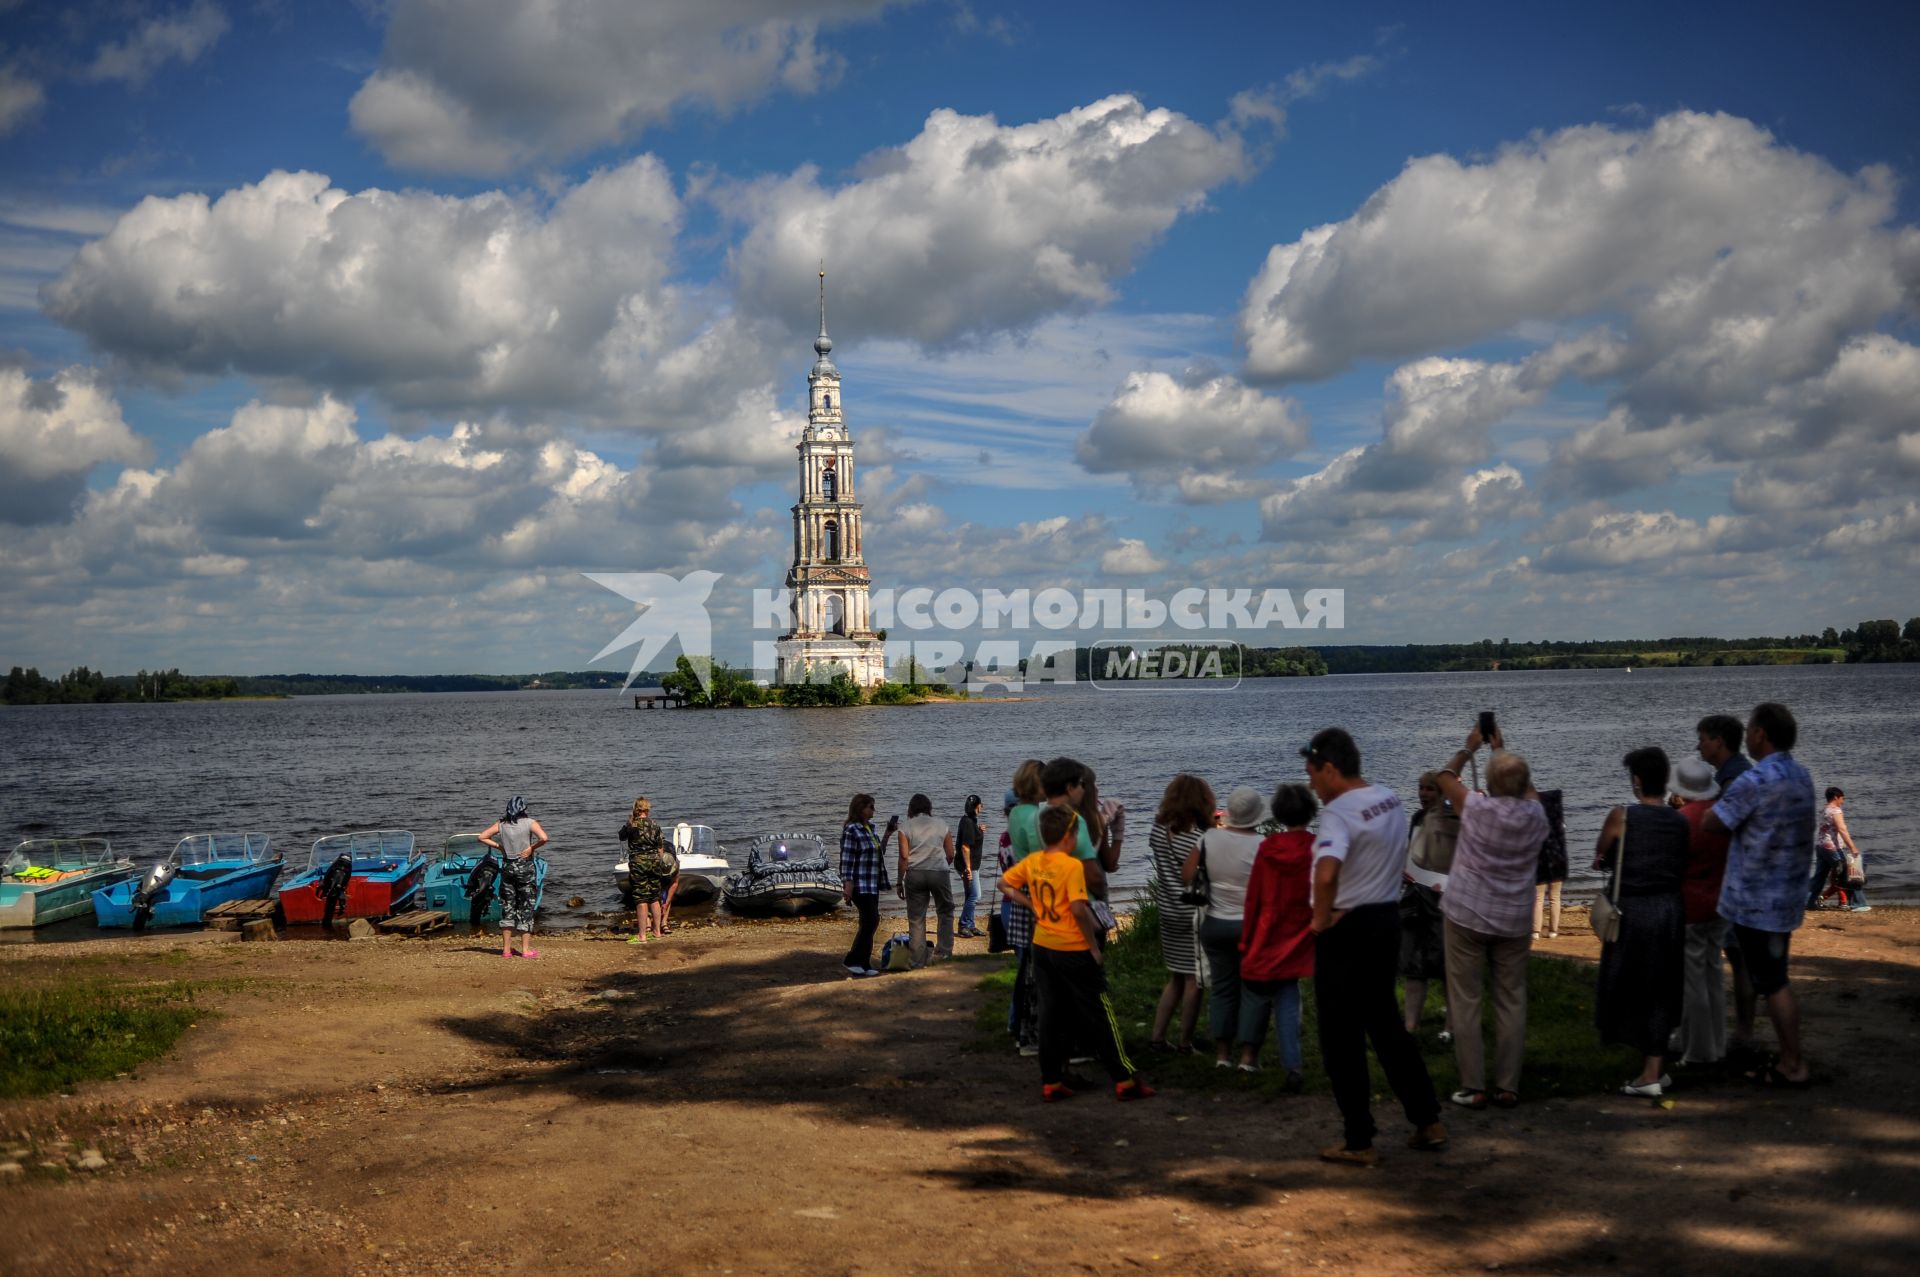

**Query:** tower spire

left=812, top=262, right=835, bottom=368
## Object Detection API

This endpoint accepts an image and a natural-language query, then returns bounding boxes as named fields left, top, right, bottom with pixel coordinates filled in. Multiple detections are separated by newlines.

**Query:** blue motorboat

left=2, top=838, right=135, bottom=928
left=93, top=833, right=282, bottom=929
left=279, top=829, right=425, bottom=925
left=420, top=833, right=547, bottom=926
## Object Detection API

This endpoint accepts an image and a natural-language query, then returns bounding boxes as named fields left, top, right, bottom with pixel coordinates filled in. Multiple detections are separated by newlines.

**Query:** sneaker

left=1282, top=1069, right=1305, bottom=1093
left=1436, top=1029, right=1453, bottom=1045
left=1042, top=1083, right=1076, bottom=1103
left=1407, top=1121, right=1449, bottom=1151
left=1214, top=1058, right=1234, bottom=1070
left=1619, top=1079, right=1662, bottom=1097
left=1018, top=1043, right=1039, bottom=1057
left=1320, top=1144, right=1378, bottom=1167
left=1115, top=1079, right=1156, bottom=1102
left=842, top=961, right=866, bottom=975
left=1237, top=1062, right=1261, bottom=1074
left=1848, top=904, right=1872, bottom=913
left=1449, top=1089, right=1488, bottom=1110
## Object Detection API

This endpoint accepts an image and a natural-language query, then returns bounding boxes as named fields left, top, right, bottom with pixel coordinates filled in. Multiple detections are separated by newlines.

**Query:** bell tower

left=774, top=269, right=887, bottom=687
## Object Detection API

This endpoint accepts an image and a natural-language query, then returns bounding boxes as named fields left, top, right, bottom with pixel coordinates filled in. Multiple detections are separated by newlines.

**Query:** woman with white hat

left=1670, top=758, right=1731, bottom=1067
left=1182, top=785, right=1271, bottom=1072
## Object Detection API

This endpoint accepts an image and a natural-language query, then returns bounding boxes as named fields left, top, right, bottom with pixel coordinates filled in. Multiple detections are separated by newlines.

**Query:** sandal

left=519, top=949, right=540, bottom=959
left=1449, top=1089, right=1488, bottom=1110
left=1744, top=1058, right=1811, bottom=1089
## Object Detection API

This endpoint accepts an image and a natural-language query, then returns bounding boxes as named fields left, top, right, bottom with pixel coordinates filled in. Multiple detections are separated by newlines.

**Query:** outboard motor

left=463, top=852, right=500, bottom=928
left=130, top=860, right=178, bottom=932
left=318, top=851, right=354, bottom=927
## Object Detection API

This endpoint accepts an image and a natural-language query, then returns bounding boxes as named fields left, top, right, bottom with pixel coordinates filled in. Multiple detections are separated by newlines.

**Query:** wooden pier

left=632, top=687, right=687, bottom=709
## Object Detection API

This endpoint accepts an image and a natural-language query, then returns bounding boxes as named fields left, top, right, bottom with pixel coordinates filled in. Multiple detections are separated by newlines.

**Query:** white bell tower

left=774, top=269, right=887, bottom=687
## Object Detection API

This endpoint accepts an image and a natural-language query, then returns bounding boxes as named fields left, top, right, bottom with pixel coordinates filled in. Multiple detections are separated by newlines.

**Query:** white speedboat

left=613, top=823, right=730, bottom=907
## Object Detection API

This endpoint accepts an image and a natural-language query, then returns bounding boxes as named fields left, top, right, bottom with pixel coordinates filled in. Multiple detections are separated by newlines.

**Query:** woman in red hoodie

left=1239, top=782, right=1319, bottom=1091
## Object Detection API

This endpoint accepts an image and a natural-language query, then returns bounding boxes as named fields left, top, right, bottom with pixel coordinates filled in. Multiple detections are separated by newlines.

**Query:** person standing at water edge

left=1239, top=783, right=1318, bottom=1091
left=1003, top=762, right=1046, bottom=1052
left=1671, top=758, right=1732, bottom=1069
left=1594, top=748, right=1690, bottom=1097
left=1706, top=702, right=1817, bottom=1086
left=1184, top=786, right=1268, bottom=1072
left=998, top=804, right=1154, bottom=1103
left=1697, top=714, right=1752, bottom=792
left=479, top=796, right=547, bottom=960
left=1435, top=726, right=1547, bottom=1110
left=840, top=794, right=896, bottom=978
left=955, top=794, right=985, bottom=938
left=1400, top=773, right=1450, bottom=1038
left=620, top=799, right=670, bottom=945
left=898, top=793, right=955, bottom=966
left=1147, top=774, right=1214, bottom=1055
left=1302, top=727, right=1447, bottom=1166
left=1811, top=787, right=1867, bottom=911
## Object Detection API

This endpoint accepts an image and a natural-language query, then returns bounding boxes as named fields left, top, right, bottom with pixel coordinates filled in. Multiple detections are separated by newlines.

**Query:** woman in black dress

left=1593, top=747, right=1691, bottom=1097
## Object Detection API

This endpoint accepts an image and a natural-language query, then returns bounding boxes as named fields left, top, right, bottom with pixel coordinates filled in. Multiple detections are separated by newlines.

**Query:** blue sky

left=2, top=0, right=1917, bottom=674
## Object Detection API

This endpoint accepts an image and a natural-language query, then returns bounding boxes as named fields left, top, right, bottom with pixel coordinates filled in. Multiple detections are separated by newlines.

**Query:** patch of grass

left=976, top=898, right=1636, bottom=1099
left=0, top=973, right=214, bottom=1098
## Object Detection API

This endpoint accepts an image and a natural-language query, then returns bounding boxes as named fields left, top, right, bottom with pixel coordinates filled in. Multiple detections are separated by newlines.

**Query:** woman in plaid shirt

left=840, top=793, right=897, bottom=977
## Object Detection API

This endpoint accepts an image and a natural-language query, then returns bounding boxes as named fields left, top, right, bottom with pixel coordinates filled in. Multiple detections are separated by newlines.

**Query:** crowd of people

left=829, top=699, right=1854, bottom=1165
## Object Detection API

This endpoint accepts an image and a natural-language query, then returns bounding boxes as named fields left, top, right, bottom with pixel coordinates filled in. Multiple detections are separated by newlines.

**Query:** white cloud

left=728, top=94, right=1252, bottom=347
left=43, top=162, right=699, bottom=416
left=85, top=1, right=230, bottom=86
left=1075, top=369, right=1305, bottom=500
left=1100, top=537, right=1167, bottom=575
left=350, top=0, right=896, bottom=174
left=0, top=65, right=44, bottom=134
left=0, top=366, right=149, bottom=524
left=1240, top=111, right=1919, bottom=394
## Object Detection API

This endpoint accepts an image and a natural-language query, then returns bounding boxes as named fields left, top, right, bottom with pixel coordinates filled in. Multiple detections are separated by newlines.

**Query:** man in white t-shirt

left=1303, top=727, right=1447, bottom=1167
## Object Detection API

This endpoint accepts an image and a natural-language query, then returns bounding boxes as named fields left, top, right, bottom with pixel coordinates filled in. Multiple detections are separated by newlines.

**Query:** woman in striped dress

left=1148, top=774, right=1215, bottom=1053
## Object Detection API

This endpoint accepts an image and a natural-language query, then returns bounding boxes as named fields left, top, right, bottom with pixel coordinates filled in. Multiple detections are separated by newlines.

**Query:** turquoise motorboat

left=92, top=833, right=283, bottom=930
left=1, top=838, right=136, bottom=929
left=420, top=833, right=548, bottom=927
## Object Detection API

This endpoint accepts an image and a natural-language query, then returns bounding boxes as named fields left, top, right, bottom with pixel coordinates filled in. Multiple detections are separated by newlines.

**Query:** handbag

left=1589, top=813, right=1627, bottom=944
left=1178, top=831, right=1210, bottom=907
left=987, top=912, right=1009, bottom=953
left=1411, top=806, right=1459, bottom=874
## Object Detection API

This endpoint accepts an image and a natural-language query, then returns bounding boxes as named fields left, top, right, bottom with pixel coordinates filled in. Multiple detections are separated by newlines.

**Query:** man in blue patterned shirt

left=1706, top=702, right=1815, bottom=1086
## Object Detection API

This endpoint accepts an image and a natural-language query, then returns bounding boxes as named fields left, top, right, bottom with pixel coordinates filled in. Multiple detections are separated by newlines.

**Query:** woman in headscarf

left=478, top=796, right=548, bottom=959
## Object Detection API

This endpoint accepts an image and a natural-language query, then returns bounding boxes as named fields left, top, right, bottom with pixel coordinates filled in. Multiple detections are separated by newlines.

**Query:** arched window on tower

left=824, top=519, right=839, bottom=561
left=822, top=468, right=836, bottom=501
left=823, top=393, right=833, bottom=412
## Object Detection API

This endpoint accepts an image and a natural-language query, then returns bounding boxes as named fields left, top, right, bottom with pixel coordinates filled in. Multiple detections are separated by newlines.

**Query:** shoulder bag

left=1178, top=829, right=1211, bottom=907
left=1589, top=811, right=1626, bottom=944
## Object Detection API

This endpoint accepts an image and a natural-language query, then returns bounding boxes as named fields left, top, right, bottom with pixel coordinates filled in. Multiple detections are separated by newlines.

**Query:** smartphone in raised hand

left=1478, top=710, right=1497, bottom=742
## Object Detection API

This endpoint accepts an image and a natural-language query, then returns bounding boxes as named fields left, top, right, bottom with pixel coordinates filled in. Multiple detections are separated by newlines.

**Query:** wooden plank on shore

left=375, top=909, right=449, bottom=936
left=205, top=898, right=279, bottom=931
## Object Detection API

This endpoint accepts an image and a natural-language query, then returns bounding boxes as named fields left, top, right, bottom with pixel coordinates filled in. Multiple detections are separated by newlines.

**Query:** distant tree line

left=7, top=623, right=1913, bottom=705
left=3, top=666, right=244, bottom=704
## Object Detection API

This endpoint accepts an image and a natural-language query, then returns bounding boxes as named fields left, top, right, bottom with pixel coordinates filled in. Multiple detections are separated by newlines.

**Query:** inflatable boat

left=721, top=834, right=842, bottom=917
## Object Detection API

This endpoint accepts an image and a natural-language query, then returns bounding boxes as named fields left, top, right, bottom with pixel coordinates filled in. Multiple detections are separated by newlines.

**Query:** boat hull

left=278, top=860, right=425, bottom=924
left=420, top=857, right=548, bottom=925
left=722, top=885, right=843, bottom=917
left=92, top=861, right=283, bottom=928
left=0, top=864, right=136, bottom=928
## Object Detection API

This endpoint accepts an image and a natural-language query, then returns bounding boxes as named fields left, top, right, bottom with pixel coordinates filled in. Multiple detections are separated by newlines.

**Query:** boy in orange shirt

left=999, top=805, right=1155, bottom=1102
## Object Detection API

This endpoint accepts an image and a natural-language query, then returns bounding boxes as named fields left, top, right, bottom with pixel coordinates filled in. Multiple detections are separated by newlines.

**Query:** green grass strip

left=0, top=977, right=209, bottom=1099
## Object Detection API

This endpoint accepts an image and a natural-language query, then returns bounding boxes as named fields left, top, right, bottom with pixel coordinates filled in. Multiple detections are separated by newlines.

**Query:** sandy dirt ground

left=3, top=905, right=1918, bottom=1276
